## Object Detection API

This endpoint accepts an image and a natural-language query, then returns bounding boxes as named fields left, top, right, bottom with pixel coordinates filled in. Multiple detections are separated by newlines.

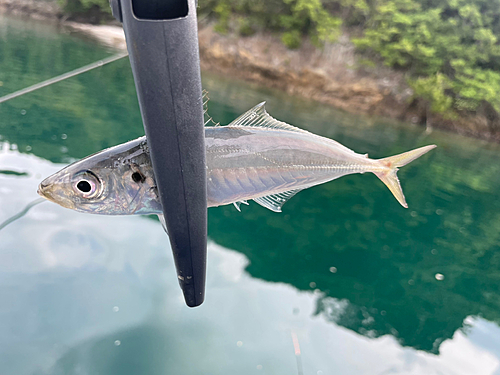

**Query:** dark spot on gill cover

left=132, top=171, right=145, bottom=183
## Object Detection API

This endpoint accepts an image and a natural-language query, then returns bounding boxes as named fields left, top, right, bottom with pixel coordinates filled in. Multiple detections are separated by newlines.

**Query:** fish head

left=38, top=137, right=162, bottom=215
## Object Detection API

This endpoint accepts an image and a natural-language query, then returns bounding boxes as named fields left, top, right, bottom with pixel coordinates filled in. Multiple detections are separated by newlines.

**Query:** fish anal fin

left=233, top=200, right=249, bottom=212
left=253, top=189, right=303, bottom=212
left=228, top=102, right=310, bottom=134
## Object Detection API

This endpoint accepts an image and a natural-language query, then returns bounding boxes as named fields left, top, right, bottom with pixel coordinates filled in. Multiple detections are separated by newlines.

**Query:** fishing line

left=0, top=51, right=126, bottom=229
left=0, top=198, right=46, bottom=231
left=291, top=331, right=304, bottom=375
left=0, top=52, right=128, bottom=104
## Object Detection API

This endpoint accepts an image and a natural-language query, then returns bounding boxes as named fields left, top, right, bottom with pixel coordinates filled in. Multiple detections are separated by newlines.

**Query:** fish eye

left=77, top=180, right=92, bottom=192
left=72, top=171, right=101, bottom=199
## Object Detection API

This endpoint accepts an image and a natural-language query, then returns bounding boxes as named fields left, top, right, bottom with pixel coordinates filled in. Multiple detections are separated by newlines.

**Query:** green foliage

left=58, top=0, right=110, bottom=13
left=283, top=0, right=342, bottom=45
left=58, top=0, right=111, bottom=22
left=353, top=0, right=500, bottom=115
left=213, top=0, right=231, bottom=34
left=281, top=30, right=302, bottom=49
left=409, top=73, right=453, bottom=115
left=78, top=0, right=111, bottom=11
left=200, top=0, right=342, bottom=46
left=238, top=17, right=256, bottom=37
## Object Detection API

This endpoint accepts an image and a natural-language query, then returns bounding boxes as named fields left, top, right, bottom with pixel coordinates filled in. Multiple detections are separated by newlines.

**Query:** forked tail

left=374, top=145, right=436, bottom=208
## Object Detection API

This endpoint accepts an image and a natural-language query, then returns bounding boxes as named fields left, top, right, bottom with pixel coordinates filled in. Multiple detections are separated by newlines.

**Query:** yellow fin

left=374, top=145, right=436, bottom=208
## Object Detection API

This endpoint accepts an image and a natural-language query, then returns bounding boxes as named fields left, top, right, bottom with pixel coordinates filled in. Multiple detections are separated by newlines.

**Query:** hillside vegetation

left=59, top=0, right=500, bottom=127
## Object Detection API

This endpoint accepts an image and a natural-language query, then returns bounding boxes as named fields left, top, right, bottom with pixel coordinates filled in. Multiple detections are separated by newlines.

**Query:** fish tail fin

left=374, top=145, right=436, bottom=208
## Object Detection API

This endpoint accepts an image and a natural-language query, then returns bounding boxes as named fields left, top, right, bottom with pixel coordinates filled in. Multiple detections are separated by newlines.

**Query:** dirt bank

left=63, top=20, right=411, bottom=119
left=197, top=25, right=410, bottom=119
left=198, top=25, right=500, bottom=142
left=0, top=0, right=62, bottom=20
left=2, top=0, right=499, bottom=142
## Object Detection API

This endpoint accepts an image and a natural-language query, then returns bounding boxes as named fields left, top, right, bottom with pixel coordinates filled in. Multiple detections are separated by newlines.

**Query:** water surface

left=1, top=14, right=500, bottom=375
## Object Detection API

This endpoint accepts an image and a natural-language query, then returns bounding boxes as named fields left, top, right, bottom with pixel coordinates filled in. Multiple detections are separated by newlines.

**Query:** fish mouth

left=37, top=181, right=48, bottom=198
left=37, top=176, right=75, bottom=210
left=37, top=180, right=60, bottom=205
left=37, top=180, right=49, bottom=199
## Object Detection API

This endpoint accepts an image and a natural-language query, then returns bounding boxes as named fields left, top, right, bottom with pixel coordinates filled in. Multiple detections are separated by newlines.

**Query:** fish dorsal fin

left=228, top=102, right=311, bottom=134
left=233, top=200, right=249, bottom=212
left=203, top=89, right=220, bottom=127
left=253, top=189, right=303, bottom=212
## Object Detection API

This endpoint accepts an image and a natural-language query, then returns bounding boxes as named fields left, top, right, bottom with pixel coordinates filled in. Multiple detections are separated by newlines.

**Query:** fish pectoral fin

left=253, top=189, right=303, bottom=212
left=233, top=200, right=249, bottom=212
left=157, top=214, right=168, bottom=234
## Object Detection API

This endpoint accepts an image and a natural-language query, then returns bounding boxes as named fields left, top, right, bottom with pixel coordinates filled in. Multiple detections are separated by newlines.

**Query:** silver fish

left=37, top=102, right=436, bottom=215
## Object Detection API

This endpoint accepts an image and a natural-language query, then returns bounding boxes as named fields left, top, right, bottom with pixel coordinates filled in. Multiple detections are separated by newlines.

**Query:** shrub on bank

left=58, top=0, right=111, bottom=23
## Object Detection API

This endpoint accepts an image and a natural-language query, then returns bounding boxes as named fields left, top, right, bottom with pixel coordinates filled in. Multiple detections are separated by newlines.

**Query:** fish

left=37, top=102, right=436, bottom=216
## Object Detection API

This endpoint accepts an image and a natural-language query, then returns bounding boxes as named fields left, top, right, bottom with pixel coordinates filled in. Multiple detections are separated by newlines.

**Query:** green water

left=1, top=14, right=500, bottom=375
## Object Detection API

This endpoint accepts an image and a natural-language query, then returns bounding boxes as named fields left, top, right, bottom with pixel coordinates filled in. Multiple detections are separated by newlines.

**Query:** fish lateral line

left=37, top=102, right=437, bottom=215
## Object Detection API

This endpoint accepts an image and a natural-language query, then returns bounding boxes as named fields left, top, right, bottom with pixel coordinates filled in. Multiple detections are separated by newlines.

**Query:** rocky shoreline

left=2, top=0, right=499, bottom=142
